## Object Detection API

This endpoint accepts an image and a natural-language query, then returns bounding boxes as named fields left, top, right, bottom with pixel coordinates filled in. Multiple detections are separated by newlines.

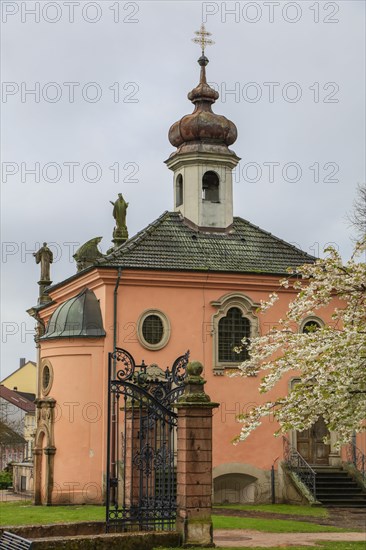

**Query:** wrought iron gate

left=106, top=348, right=189, bottom=532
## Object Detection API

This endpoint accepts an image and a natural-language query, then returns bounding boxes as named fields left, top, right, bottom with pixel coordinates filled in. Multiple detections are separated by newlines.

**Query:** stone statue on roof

left=110, top=193, right=129, bottom=245
left=34, top=243, right=53, bottom=282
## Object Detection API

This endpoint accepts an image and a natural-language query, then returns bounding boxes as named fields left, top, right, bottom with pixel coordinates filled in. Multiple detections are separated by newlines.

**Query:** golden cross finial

left=192, top=24, right=215, bottom=55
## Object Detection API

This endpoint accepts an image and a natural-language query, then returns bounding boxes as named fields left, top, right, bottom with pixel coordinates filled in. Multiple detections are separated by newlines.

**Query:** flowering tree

left=235, top=242, right=366, bottom=446
left=347, top=183, right=366, bottom=242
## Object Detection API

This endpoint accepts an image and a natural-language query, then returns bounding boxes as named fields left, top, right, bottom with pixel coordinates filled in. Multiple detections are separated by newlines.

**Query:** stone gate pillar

left=176, top=361, right=219, bottom=547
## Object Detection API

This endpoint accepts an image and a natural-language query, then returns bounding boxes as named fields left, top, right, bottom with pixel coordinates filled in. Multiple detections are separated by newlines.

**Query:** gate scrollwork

left=106, top=348, right=189, bottom=533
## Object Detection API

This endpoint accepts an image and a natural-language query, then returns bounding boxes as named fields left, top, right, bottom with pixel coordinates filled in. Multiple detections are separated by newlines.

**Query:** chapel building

left=28, top=38, right=361, bottom=507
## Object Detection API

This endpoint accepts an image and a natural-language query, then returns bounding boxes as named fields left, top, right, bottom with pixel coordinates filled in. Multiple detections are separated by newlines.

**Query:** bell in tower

left=165, top=25, right=240, bottom=231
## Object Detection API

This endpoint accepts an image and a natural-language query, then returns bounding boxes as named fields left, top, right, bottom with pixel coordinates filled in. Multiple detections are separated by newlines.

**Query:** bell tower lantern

left=165, top=25, right=240, bottom=230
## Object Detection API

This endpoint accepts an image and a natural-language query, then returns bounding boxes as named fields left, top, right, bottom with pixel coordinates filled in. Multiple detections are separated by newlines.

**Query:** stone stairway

left=314, top=467, right=366, bottom=507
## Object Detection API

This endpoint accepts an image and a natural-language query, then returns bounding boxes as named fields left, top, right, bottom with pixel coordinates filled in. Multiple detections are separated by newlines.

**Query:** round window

left=138, top=310, right=170, bottom=350
left=41, top=361, right=53, bottom=395
left=142, top=315, right=164, bottom=345
left=42, top=366, right=50, bottom=390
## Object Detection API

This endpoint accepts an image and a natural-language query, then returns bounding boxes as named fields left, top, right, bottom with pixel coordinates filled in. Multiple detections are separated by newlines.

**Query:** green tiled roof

left=97, top=212, right=315, bottom=275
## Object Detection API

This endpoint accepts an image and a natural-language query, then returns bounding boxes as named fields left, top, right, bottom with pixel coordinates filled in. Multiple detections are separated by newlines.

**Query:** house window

left=42, top=366, right=50, bottom=390
left=202, top=171, right=219, bottom=202
left=21, top=476, right=27, bottom=492
left=137, top=310, right=171, bottom=351
left=218, top=308, right=250, bottom=362
left=41, top=360, right=53, bottom=396
left=142, top=315, right=164, bottom=344
left=211, top=293, right=260, bottom=375
left=300, top=317, right=323, bottom=334
left=176, top=174, right=183, bottom=207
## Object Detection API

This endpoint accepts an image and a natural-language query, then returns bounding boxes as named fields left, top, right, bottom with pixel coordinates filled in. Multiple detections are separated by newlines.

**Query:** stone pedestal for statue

left=176, top=361, right=219, bottom=547
left=38, top=280, right=52, bottom=305
left=34, top=243, right=53, bottom=304
left=112, top=226, right=129, bottom=248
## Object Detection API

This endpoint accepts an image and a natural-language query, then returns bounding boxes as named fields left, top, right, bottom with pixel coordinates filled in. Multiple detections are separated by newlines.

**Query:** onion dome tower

left=165, top=25, right=240, bottom=231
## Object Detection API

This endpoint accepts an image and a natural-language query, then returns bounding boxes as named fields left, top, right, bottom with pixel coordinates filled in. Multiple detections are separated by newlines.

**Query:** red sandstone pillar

left=176, top=361, right=219, bottom=547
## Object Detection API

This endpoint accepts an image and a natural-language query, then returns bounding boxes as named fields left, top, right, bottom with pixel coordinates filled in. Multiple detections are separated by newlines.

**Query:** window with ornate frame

left=211, top=293, right=260, bottom=375
left=41, top=359, right=54, bottom=396
left=137, top=309, right=171, bottom=351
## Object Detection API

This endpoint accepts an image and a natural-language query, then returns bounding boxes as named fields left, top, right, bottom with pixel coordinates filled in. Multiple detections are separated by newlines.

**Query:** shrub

left=0, top=470, right=13, bottom=489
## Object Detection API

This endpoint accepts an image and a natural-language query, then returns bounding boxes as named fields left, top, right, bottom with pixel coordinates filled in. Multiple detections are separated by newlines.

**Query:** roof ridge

left=234, top=216, right=317, bottom=260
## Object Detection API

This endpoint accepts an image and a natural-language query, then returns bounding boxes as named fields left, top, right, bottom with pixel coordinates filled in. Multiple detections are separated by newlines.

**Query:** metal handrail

left=282, top=436, right=317, bottom=499
left=346, top=440, right=366, bottom=479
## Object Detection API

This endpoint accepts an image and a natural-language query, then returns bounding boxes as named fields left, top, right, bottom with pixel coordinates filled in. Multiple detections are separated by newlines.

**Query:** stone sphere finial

left=187, top=361, right=204, bottom=377
left=178, top=360, right=219, bottom=405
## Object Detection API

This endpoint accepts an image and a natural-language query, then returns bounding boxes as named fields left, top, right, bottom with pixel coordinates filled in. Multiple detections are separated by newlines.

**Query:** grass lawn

left=0, top=502, right=358, bottom=542
left=212, top=515, right=347, bottom=533
left=214, top=503, right=328, bottom=517
left=0, top=503, right=335, bottom=531
left=154, top=545, right=366, bottom=550
left=0, top=501, right=105, bottom=526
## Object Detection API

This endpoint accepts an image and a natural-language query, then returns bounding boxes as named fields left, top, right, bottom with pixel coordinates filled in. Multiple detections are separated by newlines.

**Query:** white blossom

left=235, top=241, right=366, bottom=446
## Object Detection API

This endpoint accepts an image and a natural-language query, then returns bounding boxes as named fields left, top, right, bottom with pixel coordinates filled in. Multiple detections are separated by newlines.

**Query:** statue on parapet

left=110, top=193, right=129, bottom=244
left=33, top=242, right=53, bottom=283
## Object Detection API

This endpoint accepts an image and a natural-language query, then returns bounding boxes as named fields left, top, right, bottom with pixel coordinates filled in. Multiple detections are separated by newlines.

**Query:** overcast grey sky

left=1, top=1, right=365, bottom=379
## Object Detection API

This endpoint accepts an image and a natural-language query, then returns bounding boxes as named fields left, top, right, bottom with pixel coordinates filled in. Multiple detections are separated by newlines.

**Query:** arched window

left=301, top=317, right=323, bottom=334
left=176, top=174, right=183, bottom=207
left=218, top=307, right=250, bottom=362
left=211, top=293, right=260, bottom=374
left=202, top=171, right=219, bottom=202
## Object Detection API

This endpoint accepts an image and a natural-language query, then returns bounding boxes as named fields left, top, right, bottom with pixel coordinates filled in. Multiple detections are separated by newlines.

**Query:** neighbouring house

left=1, top=358, right=37, bottom=395
left=27, top=38, right=366, bottom=507
left=0, top=384, right=36, bottom=496
left=0, top=421, right=26, bottom=470
left=12, top=461, right=34, bottom=496
left=0, top=385, right=36, bottom=461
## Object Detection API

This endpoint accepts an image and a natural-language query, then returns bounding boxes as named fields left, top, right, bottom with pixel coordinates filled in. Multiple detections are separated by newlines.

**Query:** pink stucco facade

left=33, top=267, right=363, bottom=505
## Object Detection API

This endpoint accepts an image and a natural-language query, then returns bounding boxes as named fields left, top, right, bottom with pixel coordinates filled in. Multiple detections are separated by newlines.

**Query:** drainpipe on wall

left=113, top=267, right=122, bottom=379
left=110, top=268, right=122, bottom=506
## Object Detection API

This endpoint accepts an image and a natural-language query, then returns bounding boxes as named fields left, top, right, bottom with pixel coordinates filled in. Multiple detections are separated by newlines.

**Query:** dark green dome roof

left=41, top=288, right=106, bottom=340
